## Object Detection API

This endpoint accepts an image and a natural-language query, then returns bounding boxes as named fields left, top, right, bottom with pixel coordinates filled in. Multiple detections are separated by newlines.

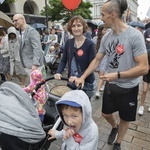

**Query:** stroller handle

left=31, top=77, right=69, bottom=98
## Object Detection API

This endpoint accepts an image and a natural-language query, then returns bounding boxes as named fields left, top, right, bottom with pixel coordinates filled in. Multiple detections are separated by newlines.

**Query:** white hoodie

left=55, top=90, right=99, bottom=150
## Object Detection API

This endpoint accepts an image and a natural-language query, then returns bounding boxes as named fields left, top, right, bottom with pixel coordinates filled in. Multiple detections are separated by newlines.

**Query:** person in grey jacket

left=48, top=90, right=99, bottom=150
left=7, top=26, right=27, bottom=87
left=13, top=14, right=44, bottom=76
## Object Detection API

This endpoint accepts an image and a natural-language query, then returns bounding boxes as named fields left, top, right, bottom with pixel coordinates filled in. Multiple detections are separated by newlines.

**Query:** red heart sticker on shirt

left=116, top=44, right=124, bottom=54
left=77, top=49, right=84, bottom=56
left=73, top=133, right=83, bottom=144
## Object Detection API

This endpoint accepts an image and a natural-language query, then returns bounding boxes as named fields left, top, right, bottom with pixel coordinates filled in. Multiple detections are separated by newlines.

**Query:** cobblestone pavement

left=1, top=70, right=150, bottom=150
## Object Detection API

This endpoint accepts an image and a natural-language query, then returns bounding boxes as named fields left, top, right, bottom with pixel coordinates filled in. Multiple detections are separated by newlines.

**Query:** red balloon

left=62, top=0, right=81, bottom=10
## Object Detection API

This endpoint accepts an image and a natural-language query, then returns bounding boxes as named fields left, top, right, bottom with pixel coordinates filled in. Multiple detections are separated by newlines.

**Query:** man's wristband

left=117, top=71, right=120, bottom=79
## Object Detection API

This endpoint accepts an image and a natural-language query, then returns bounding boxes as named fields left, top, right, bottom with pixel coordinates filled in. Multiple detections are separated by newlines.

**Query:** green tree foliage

left=41, top=0, right=93, bottom=24
left=5, top=0, right=15, bottom=3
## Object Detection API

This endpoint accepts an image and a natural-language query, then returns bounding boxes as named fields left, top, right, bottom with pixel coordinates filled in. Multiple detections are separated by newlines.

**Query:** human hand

left=100, top=72, right=118, bottom=82
left=63, top=127, right=75, bottom=140
left=54, top=73, right=62, bottom=80
left=69, top=76, right=77, bottom=83
left=75, top=77, right=85, bottom=89
left=48, top=129, right=56, bottom=140
left=32, top=65, right=38, bottom=71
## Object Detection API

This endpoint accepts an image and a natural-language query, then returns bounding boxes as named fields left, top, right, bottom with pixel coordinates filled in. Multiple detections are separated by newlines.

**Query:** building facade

left=0, top=0, right=46, bottom=24
left=0, top=0, right=138, bottom=25
left=84, top=0, right=138, bottom=22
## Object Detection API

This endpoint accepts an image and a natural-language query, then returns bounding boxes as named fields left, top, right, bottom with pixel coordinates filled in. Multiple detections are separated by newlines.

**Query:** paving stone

left=129, top=123, right=138, bottom=131
left=126, top=128, right=146, bottom=140
left=139, top=114, right=150, bottom=122
left=100, top=126, right=111, bottom=136
left=132, top=137, right=150, bottom=150
left=93, top=108, right=102, bottom=118
left=99, top=132, right=109, bottom=142
left=134, top=120, right=149, bottom=128
left=146, top=134, right=150, bottom=142
left=97, top=140, right=105, bottom=149
left=123, top=134, right=133, bottom=143
left=121, top=141, right=142, bottom=150
left=101, top=143, right=113, bottom=150
left=137, top=126, right=150, bottom=135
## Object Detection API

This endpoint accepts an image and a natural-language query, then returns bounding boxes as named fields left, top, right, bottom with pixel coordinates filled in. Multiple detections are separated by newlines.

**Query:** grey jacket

left=20, top=25, right=44, bottom=69
left=55, top=90, right=99, bottom=150
left=0, top=81, right=46, bottom=143
left=7, top=27, right=27, bottom=75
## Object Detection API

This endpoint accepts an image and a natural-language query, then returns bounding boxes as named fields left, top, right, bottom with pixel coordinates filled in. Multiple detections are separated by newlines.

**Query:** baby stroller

left=47, top=53, right=59, bottom=74
left=0, top=77, right=72, bottom=150
left=45, top=45, right=61, bottom=75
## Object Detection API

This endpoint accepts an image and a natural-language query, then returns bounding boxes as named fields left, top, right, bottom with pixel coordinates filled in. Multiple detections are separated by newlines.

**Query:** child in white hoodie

left=7, top=27, right=27, bottom=87
left=48, top=90, right=99, bottom=150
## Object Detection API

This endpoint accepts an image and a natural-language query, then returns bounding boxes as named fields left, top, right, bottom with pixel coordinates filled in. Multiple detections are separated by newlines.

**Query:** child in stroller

left=23, top=69, right=47, bottom=123
left=45, top=43, right=61, bottom=74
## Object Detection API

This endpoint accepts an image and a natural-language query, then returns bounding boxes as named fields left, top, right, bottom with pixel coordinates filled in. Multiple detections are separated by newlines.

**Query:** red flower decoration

left=116, top=44, right=124, bottom=54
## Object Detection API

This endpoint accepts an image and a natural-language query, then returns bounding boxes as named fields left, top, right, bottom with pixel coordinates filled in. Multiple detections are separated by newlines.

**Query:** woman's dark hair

left=95, top=24, right=104, bottom=53
left=67, top=15, right=88, bottom=35
left=106, top=0, right=128, bottom=18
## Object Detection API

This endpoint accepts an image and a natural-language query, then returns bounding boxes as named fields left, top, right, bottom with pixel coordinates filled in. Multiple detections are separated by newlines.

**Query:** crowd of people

left=0, top=0, right=150, bottom=149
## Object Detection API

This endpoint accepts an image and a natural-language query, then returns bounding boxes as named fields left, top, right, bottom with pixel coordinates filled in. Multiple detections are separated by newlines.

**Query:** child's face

left=50, top=46, right=55, bottom=52
left=62, top=107, right=82, bottom=132
left=9, top=33, right=16, bottom=39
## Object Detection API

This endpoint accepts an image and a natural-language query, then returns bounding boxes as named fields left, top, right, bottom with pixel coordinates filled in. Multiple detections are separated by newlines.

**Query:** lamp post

left=45, top=0, right=48, bottom=28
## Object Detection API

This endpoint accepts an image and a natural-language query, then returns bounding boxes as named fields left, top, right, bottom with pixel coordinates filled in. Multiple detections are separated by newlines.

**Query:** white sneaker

left=138, top=106, right=144, bottom=115
left=95, top=91, right=100, bottom=98
left=100, top=85, right=104, bottom=91
left=148, top=107, right=150, bottom=112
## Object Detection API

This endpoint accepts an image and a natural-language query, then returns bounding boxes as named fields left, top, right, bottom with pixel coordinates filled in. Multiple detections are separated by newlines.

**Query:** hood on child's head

left=31, top=70, right=43, bottom=82
left=7, top=27, right=18, bottom=39
left=56, top=90, right=92, bottom=131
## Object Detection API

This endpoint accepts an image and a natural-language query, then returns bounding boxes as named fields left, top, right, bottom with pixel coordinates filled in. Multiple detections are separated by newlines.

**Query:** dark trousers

left=0, top=74, right=6, bottom=81
left=0, top=133, right=30, bottom=150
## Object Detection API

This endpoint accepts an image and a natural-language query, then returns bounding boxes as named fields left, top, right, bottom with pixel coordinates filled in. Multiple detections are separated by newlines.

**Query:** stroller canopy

left=0, top=82, right=46, bottom=144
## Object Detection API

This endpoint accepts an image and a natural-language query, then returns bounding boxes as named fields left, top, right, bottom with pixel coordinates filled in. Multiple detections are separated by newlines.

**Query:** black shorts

left=102, top=82, right=139, bottom=121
